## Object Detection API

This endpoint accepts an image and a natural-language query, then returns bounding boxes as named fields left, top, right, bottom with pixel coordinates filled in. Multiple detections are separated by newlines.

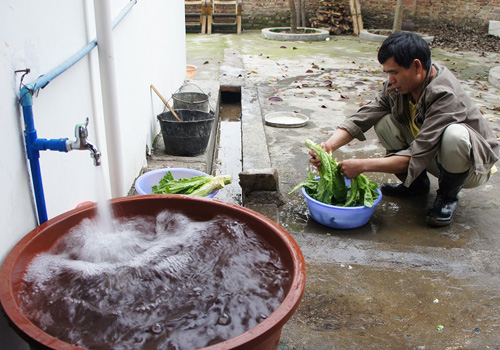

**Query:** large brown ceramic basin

left=0, top=195, right=306, bottom=350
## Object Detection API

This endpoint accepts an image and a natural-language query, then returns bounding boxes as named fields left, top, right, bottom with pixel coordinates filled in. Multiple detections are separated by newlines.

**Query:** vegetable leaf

left=151, top=172, right=231, bottom=196
left=290, top=139, right=380, bottom=207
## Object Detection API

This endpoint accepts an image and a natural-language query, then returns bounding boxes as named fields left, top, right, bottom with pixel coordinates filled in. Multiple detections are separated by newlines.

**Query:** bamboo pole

left=150, top=84, right=182, bottom=122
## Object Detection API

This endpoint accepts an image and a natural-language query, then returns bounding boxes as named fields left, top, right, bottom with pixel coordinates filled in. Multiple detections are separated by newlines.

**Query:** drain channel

left=212, top=89, right=242, bottom=204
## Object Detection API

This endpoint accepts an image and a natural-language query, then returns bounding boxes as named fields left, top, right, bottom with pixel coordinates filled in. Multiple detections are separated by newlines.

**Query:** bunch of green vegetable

left=289, top=139, right=380, bottom=207
left=152, top=171, right=232, bottom=197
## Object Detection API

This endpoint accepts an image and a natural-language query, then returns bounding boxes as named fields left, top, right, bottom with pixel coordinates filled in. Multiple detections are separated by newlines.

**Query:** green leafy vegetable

left=289, top=139, right=380, bottom=207
left=152, top=171, right=231, bottom=196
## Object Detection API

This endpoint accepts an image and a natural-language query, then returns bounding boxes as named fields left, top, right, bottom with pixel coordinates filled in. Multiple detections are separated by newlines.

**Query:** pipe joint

left=32, top=138, right=70, bottom=153
left=19, top=85, right=34, bottom=107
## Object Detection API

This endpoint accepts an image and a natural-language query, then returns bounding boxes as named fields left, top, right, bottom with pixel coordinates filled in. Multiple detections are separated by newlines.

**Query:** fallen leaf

left=312, top=64, right=320, bottom=69
left=268, top=96, right=283, bottom=102
left=280, top=46, right=287, bottom=49
left=493, top=107, right=500, bottom=112
left=203, top=61, right=209, bottom=65
left=306, top=69, right=314, bottom=73
left=319, top=129, right=329, bottom=134
left=340, top=94, right=349, bottom=99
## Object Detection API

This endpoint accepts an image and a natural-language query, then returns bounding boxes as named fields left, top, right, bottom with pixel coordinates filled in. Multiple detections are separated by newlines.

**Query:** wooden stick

left=355, top=0, right=364, bottom=31
left=349, top=0, right=359, bottom=36
left=150, top=84, right=182, bottom=122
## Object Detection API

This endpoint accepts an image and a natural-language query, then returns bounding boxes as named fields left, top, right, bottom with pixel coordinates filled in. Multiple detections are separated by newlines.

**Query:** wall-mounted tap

left=86, top=142, right=101, bottom=166
left=68, top=118, right=101, bottom=166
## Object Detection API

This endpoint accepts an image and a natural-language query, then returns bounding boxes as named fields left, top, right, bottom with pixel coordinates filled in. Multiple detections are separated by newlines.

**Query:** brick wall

left=361, top=0, right=500, bottom=21
left=240, top=0, right=500, bottom=29
left=242, top=0, right=322, bottom=28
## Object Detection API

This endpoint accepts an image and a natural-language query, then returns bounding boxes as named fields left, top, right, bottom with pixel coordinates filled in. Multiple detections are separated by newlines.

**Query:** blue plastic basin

left=301, top=177, right=382, bottom=229
left=134, top=168, right=218, bottom=198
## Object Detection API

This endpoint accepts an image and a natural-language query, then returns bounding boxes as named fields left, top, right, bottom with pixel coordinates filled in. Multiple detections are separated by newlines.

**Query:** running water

left=18, top=205, right=290, bottom=349
left=94, top=166, right=114, bottom=234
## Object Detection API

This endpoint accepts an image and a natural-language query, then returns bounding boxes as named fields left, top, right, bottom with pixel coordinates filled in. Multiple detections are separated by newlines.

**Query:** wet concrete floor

left=186, top=31, right=500, bottom=349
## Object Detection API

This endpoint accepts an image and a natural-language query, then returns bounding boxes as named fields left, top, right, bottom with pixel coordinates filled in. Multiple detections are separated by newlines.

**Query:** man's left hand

left=338, top=159, right=365, bottom=179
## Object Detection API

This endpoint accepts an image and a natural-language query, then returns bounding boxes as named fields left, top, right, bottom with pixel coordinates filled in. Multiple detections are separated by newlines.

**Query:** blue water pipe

left=18, top=0, right=137, bottom=225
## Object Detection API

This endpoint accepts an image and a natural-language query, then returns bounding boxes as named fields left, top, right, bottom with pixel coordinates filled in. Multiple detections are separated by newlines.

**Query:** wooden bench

left=185, top=0, right=209, bottom=34
left=207, top=0, right=242, bottom=34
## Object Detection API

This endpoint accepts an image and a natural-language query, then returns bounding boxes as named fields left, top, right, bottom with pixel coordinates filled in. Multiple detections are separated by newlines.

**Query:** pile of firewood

left=309, top=0, right=354, bottom=35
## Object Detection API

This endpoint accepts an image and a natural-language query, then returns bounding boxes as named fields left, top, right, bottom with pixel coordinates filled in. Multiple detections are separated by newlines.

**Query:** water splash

left=18, top=211, right=290, bottom=350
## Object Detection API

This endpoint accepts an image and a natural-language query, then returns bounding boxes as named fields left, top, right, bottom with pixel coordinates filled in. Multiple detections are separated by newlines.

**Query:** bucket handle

left=170, top=82, right=214, bottom=113
left=175, top=82, right=211, bottom=97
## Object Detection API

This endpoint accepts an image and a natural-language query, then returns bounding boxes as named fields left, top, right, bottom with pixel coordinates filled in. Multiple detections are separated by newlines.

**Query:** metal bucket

left=172, top=83, right=209, bottom=112
left=157, top=109, right=214, bottom=156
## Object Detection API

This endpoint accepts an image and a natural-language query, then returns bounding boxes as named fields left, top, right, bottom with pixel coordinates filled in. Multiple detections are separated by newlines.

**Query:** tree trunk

left=301, top=0, right=306, bottom=27
left=289, top=0, right=298, bottom=33
left=393, top=0, right=404, bottom=32
left=297, top=0, right=302, bottom=27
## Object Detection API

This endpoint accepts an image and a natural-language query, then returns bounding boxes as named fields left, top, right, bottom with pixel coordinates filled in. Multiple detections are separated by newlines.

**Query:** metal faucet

left=69, top=118, right=101, bottom=166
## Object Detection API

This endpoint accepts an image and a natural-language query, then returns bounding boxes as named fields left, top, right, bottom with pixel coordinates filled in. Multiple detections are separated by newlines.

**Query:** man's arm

left=338, top=155, right=410, bottom=178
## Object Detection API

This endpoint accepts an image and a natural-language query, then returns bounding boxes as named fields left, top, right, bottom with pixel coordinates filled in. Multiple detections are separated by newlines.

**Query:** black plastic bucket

left=157, top=109, right=215, bottom=156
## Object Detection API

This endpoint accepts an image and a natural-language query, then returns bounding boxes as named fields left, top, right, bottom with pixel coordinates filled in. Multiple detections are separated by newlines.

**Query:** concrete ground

left=167, top=30, right=500, bottom=349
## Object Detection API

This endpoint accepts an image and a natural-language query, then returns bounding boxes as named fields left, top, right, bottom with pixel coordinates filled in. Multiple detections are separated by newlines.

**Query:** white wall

left=0, top=0, right=186, bottom=347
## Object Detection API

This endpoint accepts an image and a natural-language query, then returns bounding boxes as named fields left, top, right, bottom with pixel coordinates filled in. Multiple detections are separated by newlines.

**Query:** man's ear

left=413, top=59, right=424, bottom=74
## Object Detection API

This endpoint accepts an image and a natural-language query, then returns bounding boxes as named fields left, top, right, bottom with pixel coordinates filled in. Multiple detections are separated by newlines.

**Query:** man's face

left=382, top=57, right=424, bottom=97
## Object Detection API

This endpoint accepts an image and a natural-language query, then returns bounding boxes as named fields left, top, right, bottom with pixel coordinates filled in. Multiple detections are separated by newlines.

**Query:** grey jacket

left=338, top=63, right=499, bottom=186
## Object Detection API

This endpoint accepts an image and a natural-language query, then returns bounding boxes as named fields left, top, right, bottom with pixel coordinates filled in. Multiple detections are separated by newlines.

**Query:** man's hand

left=308, top=129, right=353, bottom=168
left=308, top=142, right=329, bottom=167
left=338, top=159, right=365, bottom=178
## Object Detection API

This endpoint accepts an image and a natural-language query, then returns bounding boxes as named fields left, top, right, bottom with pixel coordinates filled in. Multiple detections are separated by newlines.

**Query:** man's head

left=378, top=31, right=431, bottom=71
left=378, top=32, right=432, bottom=98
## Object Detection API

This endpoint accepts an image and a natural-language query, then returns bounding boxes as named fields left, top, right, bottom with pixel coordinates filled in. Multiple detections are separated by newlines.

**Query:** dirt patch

left=424, top=21, right=500, bottom=54
left=362, top=16, right=500, bottom=54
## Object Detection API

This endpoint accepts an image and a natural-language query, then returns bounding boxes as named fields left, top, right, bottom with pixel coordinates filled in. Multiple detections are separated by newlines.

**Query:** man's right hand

left=309, top=149, right=322, bottom=168
left=308, top=142, right=330, bottom=168
left=308, top=129, right=353, bottom=168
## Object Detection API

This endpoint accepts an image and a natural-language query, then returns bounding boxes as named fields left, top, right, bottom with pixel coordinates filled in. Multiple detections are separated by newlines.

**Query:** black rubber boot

left=381, top=171, right=430, bottom=197
left=426, top=168, right=469, bottom=227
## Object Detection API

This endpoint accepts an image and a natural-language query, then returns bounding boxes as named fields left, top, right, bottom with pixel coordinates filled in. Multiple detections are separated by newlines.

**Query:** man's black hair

left=377, top=31, right=431, bottom=71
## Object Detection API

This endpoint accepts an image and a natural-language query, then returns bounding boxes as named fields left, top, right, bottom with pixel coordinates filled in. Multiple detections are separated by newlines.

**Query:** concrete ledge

left=241, top=86, right=272, bottom=170
left=489, top=20, right=500, bottom=38
left=239, top=168, right=279, bottom=194
left=240, top=85, right=280, bottom=204
left=359, top=29, right=434, bottom=44
left=489, top=66, right=500, bottom=89
left=261, top=27, right=329, bottom=41
left=219, top=48, right=245, bottom=88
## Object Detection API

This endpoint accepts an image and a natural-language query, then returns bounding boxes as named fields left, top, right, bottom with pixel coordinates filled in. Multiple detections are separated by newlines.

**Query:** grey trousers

left=374, top=114, right=490, bottom=189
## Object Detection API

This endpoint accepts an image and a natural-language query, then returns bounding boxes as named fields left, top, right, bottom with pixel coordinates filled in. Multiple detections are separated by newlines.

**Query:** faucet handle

left=75, top=117, right=89, bottom=139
